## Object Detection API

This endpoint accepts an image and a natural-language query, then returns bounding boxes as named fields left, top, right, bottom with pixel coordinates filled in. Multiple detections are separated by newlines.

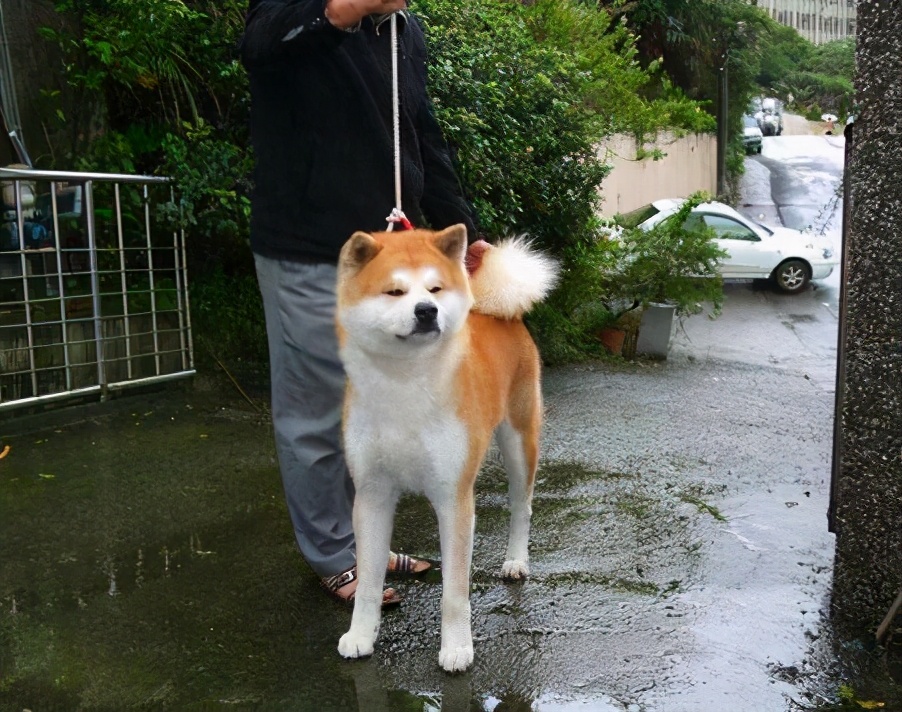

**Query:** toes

left=382, top=588, right=402, bottom=607
left=501, top=559, right=529, bottom=580
left=338, top=633, right=375, bottom=659
left=439, top=645, right=474, bottom=672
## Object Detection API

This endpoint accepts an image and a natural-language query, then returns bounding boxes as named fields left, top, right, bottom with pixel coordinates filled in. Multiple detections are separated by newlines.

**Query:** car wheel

left=773, top=259, right=811, bottom=293
left=756, top=145, right=762, bottom=154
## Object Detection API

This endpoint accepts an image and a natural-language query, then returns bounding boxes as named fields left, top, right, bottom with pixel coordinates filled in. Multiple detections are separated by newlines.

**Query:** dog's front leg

left=338, top=483, right=396, bottom=660
left=434, top=488, right=476, bottom=672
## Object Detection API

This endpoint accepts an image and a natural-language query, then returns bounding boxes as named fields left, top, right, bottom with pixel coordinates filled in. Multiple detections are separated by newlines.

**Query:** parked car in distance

left=618, top=199, right=838, bottom=293
left=743, top=115, right=763, bottom=154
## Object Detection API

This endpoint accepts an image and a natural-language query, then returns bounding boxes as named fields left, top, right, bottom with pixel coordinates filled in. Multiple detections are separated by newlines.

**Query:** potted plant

left=601, top=193, right=726, bottom=358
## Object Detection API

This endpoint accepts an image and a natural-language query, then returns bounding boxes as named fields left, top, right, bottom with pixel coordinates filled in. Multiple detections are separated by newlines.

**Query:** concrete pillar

left=831, top=0, right=902, bottom=639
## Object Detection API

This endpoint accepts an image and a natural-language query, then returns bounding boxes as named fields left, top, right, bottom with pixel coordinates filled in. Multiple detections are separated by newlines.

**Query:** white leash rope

left=386, top=12, right=410, bottom=231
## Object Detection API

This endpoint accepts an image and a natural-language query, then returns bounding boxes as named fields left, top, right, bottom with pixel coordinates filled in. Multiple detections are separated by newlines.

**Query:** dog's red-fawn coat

left=335, top=225, right=553, bottom=672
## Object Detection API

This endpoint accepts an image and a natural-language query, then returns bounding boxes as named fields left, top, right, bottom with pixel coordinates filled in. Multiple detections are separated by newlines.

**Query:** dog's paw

left=501, top=559, right=529, bottom=580
left=439, top=644, right=474, bottom=672
left=338, top=631, right=375, bottom=659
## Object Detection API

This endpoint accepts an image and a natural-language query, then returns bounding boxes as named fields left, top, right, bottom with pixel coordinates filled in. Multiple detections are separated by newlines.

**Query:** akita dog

left=334, top=224, right=558, bottom=672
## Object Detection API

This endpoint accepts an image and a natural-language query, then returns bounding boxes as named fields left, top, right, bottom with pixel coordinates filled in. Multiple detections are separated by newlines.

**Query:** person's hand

left=465, top=240, right=491, bottom=276
left=325, top=0, right=408, bottom=29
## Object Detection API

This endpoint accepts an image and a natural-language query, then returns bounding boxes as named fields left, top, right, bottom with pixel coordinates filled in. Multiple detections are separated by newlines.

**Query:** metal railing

left=0, top=167, right=194, bottom=412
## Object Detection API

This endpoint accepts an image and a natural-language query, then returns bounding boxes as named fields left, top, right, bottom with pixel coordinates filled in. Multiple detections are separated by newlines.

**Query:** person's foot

left=322, top=566, right=401, bottom=608
left=387, top=551, right=432, bottom=576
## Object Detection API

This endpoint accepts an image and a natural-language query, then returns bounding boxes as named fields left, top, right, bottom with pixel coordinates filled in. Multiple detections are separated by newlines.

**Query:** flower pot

left=598, top=327, right=626, bottom=355
left=636, top=303, right=676, bottom=359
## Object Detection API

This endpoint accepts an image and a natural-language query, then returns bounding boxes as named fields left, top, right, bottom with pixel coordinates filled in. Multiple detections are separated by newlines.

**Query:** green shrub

left=805, top=104, right=825, bottom=121
left=608, top=193, right=726, bottom=318
left=417, top=0, right=714, bottom=360
left=768, top=38, right=855, bottom=118
left=190, top=269, right=268, bottom=368
left=158, top=120, right=253, bottom=276
left=781, top=70, right=853, bottom=115
left=528, top=232, right=622, bottom=364
left=417, top=0, right=609, bottom=255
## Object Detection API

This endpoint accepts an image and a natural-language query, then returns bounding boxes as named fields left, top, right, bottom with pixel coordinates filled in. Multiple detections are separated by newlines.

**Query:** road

left=672, top=129, right=846, bottom=392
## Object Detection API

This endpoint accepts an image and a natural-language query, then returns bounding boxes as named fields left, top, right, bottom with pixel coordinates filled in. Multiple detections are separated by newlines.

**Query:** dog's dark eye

left=385, top=289, right=405, bottom=297
left=428, top=287, right=442, bottom=294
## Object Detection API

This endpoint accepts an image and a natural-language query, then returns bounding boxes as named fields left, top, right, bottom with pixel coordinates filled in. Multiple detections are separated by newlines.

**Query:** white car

left=742, top=115, right=763, bottom=154
left=622, top=199, right=838, bottom=293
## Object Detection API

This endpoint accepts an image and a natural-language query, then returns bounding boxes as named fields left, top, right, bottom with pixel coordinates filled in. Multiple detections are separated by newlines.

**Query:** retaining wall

left=597, top=132, right=717, bottom=218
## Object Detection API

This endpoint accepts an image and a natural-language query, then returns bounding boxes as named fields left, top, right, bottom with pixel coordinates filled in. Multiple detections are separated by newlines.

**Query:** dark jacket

left=240, top=1, right=476, bottom=263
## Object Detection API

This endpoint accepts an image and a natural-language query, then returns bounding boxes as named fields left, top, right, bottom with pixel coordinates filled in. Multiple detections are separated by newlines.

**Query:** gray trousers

left=254, top=254, right=356, bottom=579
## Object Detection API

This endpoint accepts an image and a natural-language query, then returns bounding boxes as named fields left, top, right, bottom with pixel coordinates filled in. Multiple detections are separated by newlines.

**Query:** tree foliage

left=775, top=38, right=856, bottom=118
left=40, top=1, right=247, bottom=151
left=755, top=20, right=811, bottom=89
left=419, top=0, right=712, bottom=254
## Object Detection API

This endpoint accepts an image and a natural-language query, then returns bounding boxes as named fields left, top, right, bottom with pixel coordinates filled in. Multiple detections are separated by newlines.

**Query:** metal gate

left=0, top=166, right=194, bottom=412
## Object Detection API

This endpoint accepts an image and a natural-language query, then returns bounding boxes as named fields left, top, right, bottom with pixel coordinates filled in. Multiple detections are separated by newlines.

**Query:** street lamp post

left=716, top=21, right=745, bottom=199
left=716, top=48, right=729, bottom=198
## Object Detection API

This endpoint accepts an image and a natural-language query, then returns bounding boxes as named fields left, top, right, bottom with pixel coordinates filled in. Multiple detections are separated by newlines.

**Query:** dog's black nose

left=414, top=302, right=438, bottom=325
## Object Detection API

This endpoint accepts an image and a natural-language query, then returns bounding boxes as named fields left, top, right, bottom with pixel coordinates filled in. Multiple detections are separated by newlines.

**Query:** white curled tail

left=470, top=237, right=559, bottom=319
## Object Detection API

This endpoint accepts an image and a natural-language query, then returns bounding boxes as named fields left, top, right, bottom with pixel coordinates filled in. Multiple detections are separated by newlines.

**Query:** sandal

left=322, top=566, right=402, bottom=608
left=387, top=551, right=433, bottom=577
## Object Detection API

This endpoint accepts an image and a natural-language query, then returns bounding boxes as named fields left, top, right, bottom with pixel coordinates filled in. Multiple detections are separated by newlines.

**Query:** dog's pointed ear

left=341, top=231, right=382, bottom=271
left=432, top=224, right=468, bottom=264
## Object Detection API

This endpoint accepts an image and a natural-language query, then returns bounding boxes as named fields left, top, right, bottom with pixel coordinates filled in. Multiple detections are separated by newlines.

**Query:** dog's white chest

left=344, top=386, right=467, bottom=493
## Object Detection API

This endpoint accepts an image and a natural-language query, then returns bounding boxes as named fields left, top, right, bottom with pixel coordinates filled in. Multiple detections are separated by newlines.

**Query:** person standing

left=240, top=0, right=477, bottom=605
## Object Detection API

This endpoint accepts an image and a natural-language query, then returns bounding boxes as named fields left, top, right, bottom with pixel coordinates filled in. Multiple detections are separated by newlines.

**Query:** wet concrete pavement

left=2, top=134, right=900, bottom=711
left=0, top=286, right=847, bottom=712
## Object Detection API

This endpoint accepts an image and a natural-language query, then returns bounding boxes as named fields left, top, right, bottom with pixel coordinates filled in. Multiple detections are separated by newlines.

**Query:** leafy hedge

left=420, top=0, right=609, bottom=254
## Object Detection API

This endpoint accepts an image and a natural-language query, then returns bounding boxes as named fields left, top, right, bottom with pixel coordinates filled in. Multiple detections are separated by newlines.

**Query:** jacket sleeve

left=240, top=0, right=346, bottom=67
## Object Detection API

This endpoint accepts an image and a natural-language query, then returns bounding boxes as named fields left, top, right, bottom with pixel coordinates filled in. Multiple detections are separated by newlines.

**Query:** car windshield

left=616, top=203, right=660, bottom=229
left=743, top=115, right=758, bottom=128
left=751, top=219, right=774, bottom=236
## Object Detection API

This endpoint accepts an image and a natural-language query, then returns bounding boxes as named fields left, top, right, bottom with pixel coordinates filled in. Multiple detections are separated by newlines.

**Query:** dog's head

left=336, top=224, right=473, bottom=357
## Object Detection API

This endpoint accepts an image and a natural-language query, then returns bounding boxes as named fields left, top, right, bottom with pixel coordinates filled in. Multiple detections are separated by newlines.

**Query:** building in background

left=755, top=0, right=857, bottom=44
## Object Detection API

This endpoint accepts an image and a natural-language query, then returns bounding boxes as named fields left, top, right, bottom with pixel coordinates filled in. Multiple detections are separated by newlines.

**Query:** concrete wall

left=596, top=132, right=717, bottom=218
